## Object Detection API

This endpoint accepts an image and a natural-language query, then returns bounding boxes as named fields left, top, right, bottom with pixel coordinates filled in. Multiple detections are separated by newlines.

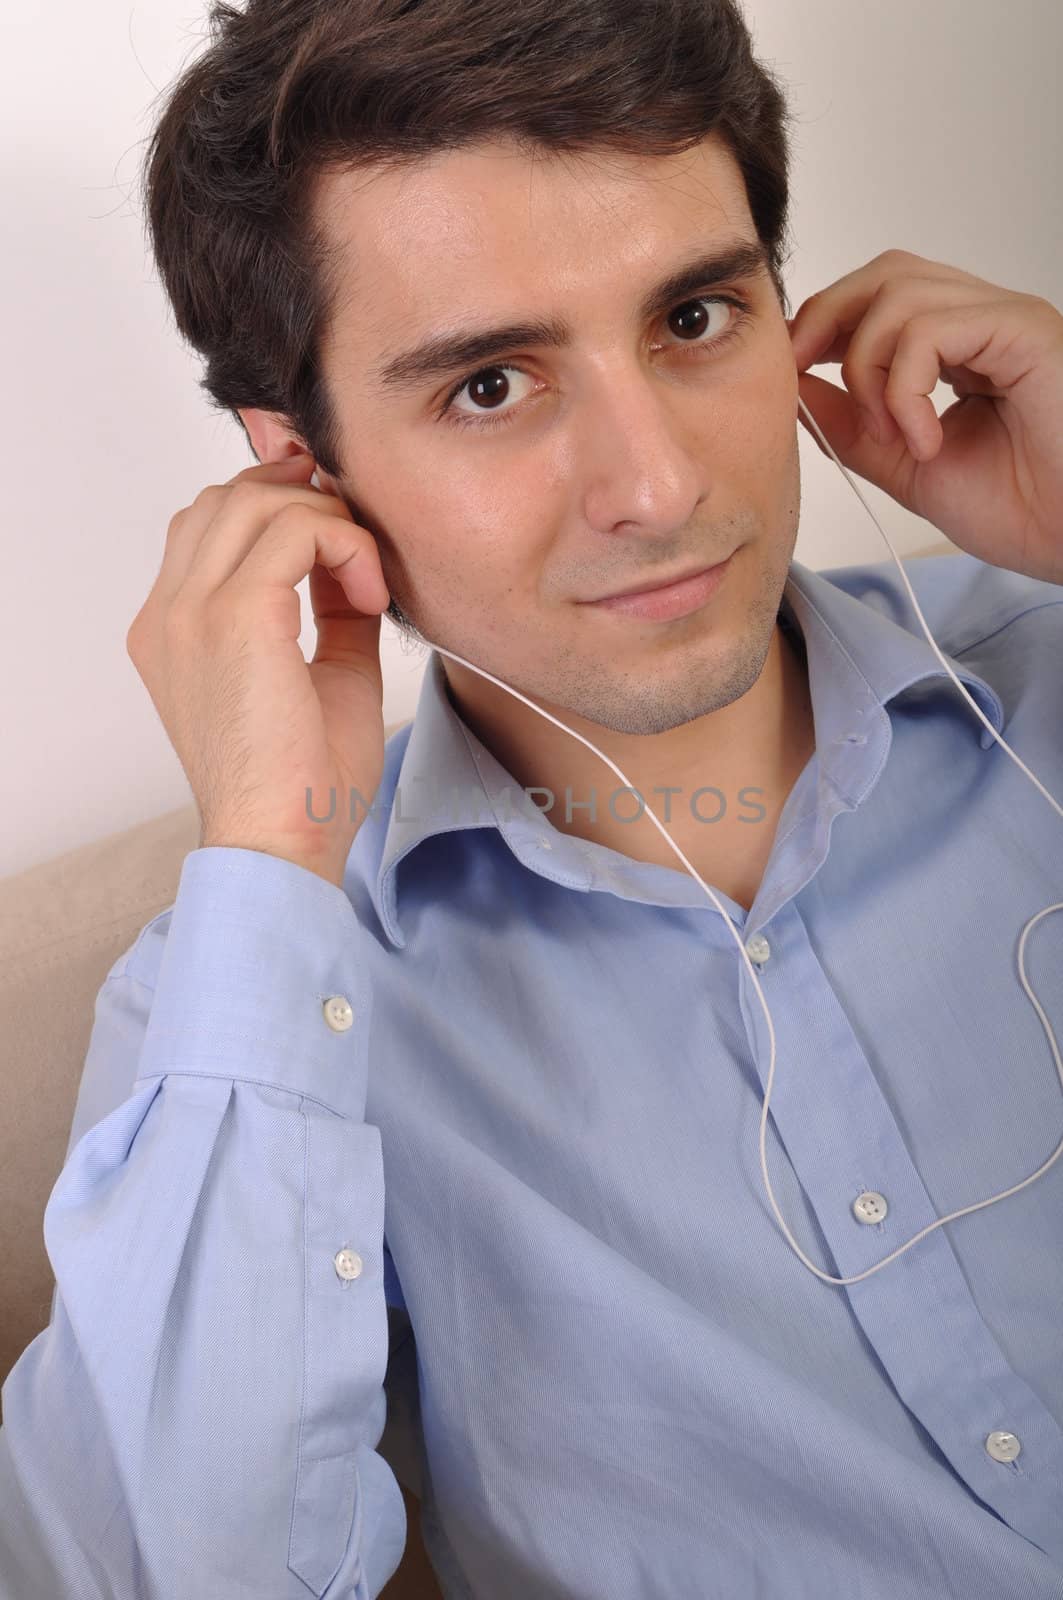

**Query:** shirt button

left=985, top=1430, right=1021, bottom=1463
left=537, top=836, right=553, bottom=850
left=334, top=1248, right=363, bottom=1281
left=323, top=995, right=354, bottom=1032
left=745, top=933, right=771, bottom=965
left=852, top=1190, right=889, bottom=1224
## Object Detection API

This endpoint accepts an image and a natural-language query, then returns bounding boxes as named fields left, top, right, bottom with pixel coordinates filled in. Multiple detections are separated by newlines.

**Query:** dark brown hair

left=140, top=0, right=796, bottom=629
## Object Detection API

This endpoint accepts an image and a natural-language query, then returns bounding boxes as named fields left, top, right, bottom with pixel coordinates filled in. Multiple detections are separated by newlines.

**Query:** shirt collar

left=358, top=558, right=1005, bottom=949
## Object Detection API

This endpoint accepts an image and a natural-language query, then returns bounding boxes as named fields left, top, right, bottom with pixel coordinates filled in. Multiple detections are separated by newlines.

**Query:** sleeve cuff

left=136, top=846, right=374, bottom=1121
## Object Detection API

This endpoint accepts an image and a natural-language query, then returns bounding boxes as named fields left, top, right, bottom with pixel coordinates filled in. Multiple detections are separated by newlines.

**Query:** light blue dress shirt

left=2, top=552, right=1062, bottom=1599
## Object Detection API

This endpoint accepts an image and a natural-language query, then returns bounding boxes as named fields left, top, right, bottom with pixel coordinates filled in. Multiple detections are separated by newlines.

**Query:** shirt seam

left=945, top=595, right=1063, bottom=658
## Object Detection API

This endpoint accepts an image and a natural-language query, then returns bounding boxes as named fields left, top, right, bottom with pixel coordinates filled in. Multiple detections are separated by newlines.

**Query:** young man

left=2, top=1, right=1061, bottom=1596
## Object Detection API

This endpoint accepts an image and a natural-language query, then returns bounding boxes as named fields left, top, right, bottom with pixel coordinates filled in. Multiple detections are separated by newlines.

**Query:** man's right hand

left=126, top=452, right=392, bottom=889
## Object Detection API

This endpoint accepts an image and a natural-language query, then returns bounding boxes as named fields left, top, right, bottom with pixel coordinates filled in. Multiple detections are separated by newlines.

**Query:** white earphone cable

left=413, top=394, right=1063, bottom=1284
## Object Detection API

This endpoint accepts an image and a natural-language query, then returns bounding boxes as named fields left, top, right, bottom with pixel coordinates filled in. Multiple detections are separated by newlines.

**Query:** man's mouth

left=578, top=551, right=736, bottom=622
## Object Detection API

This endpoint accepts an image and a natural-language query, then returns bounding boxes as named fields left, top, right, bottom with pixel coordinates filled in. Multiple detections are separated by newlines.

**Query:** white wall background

left=2, top=0, right=1059, bottom=878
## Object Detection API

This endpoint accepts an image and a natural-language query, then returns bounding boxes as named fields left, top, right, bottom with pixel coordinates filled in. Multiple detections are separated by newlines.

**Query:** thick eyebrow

left=368, top=237, right=771, bottom=398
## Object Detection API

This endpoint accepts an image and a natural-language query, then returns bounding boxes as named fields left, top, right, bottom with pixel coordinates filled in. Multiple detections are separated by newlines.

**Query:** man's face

left=312, top=131, right=801, bottom=736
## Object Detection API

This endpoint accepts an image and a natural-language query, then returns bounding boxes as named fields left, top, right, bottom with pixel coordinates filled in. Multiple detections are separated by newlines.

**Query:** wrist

left=197, top=833, right=353, bottom=889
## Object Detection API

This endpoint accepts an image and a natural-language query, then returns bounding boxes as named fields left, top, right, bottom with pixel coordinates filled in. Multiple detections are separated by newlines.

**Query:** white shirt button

left=985, top=1430, right=1021, bottom=1463
left=334, top=1248, right=363, bottom=1281
left=852, top=1190, right=889, bottom=1224
left=323, top=995, right=354, bottom=1032
left=745, top=933, right=771, bottom=966
left=537, top=836, right=553, bottom=850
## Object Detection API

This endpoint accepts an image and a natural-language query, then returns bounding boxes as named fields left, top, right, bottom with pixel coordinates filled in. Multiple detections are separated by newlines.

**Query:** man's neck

left=443, top=617, right=816, bottom=911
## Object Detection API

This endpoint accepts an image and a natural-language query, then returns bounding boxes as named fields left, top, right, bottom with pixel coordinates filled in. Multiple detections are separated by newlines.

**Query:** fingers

left=137, top=455, right=320, bottom=619
left=307, top=553, right=387, bottom=623
left=128, top=456, right=391, bottom=676
left=837, top=283, right=990, bottom=444
left=789, top=262, right=1014, bottom=460
left=180, top=482, right=352, bottom=594
left=225, top=452, right=317, bottom=488
left=223, top=501, right=391, bottom=620
left=787, top=251, right=987, bottom=372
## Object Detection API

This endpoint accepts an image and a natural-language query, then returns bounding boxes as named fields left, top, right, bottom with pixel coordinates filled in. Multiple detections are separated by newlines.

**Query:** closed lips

left=585, top=558, right=728, bottom=603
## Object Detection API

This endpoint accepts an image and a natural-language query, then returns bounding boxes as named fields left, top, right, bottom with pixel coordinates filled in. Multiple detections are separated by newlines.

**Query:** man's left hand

left=787, top=249, right=1063, bottom=585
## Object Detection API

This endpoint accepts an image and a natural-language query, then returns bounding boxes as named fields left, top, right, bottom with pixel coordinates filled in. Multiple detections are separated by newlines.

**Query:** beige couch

left=0, top=721, right=445, bottom=1599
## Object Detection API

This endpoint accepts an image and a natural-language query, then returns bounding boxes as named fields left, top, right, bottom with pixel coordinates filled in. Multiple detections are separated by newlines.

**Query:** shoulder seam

left=947, top=595, right=1063, bottom=658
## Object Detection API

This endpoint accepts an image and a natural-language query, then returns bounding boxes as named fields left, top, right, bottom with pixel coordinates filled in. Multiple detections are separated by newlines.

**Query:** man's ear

left=236, top=407, right=309, bottom=468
